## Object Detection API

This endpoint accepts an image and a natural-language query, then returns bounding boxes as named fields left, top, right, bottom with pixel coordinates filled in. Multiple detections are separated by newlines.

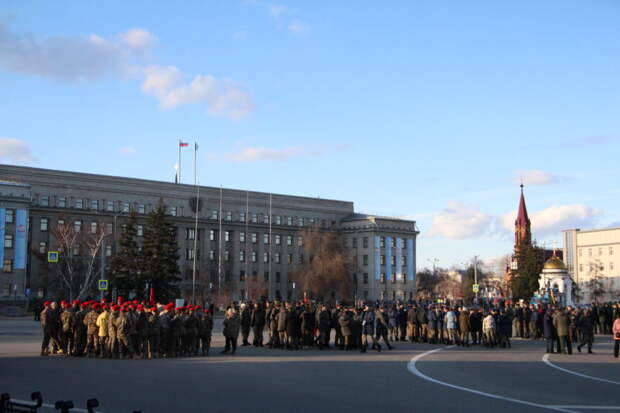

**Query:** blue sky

left=1, top=0, right=619, bottom=273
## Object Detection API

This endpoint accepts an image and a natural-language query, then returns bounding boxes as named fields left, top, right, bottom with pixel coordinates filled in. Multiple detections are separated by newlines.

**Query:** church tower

left=514, top=184, right=532, bottom=251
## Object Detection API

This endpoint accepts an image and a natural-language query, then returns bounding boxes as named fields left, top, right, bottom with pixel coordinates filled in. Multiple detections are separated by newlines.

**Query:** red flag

left=149, top=288, right=155, bottom=305
left=179, top=141, right=189, bottom=147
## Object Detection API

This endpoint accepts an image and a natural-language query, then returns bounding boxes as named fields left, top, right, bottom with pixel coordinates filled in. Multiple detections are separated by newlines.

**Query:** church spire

left=514, top=184, right=532, bottom=250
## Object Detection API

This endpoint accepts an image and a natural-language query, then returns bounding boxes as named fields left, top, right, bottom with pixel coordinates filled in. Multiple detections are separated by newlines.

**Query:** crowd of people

left=38, top=297, right=620, bottom=359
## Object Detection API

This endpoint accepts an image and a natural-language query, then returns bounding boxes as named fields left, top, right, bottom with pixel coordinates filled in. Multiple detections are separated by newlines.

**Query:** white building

left=562, top=227, right=620, bottom=303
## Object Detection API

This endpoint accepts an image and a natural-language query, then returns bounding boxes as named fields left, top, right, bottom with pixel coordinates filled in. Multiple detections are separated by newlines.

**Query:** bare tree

left=245, top=273, right=268, bottom=302
left=587, top=259, right=607, bottom=303
left=34, top=217, right=108, bottom=300
left=291, top=226, right=353, bottom=303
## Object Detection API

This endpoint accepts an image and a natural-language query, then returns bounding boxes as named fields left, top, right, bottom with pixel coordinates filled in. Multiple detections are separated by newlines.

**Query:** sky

left=1, top=1, right=619, bottom=273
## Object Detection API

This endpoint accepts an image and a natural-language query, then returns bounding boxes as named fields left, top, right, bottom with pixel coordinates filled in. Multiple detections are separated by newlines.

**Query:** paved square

left=2, top=317, right=620, bottom=413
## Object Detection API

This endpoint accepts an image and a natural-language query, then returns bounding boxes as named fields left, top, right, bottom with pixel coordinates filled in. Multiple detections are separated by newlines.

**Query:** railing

left=0, top=393, right=141, bottom=413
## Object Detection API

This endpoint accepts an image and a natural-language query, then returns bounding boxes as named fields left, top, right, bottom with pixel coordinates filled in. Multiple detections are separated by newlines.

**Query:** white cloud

left=224, top=145, right=343, bottom=162
left=500, top=204, right=601, bottom=237
left=288, top=20, right=309, bottom=34
left=119, top=146, right=136, bottom=156
left=513, top=170, right=572, bottom=186
left=0, top=21, right=154, bottom=82
left=269, top=4, right=288, bottom=19
left=428, top=202, right=492, bottom=239
left=141, top=65, right=253, bottom=119
left=0, top=138, right=36, bottom=163
left=118, top=28, right=156, bottom=49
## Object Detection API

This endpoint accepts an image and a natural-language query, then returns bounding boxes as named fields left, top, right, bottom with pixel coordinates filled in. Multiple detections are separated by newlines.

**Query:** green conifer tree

left=510, top=242, right=545, bottom=300
left=141, top=201, right=181, bottom=302
left=109, top=209, right=142, bottom=298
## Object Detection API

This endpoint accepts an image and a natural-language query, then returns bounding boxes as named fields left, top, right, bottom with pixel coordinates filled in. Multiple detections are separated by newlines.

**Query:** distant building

left=562, top=227, right=620, bottom=303
left=0, top=164, right=419, bottom=311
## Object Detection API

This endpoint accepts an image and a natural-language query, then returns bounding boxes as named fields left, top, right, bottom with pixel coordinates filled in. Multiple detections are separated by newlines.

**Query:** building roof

left=515, top=184, right=530, bottom=227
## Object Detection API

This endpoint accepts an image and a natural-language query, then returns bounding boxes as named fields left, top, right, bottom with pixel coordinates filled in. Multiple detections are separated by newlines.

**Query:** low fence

left=0, top=392, right=141, bottom=413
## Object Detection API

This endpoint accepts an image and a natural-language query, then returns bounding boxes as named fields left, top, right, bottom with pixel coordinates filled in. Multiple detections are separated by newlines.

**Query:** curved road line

left=542, top=354, right=620, bottom=386
left=407, top=346, right=579, bottom=413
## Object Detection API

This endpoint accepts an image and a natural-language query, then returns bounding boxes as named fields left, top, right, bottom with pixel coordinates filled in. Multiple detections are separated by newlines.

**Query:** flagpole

left=218, top=186, right=223, bottom=300
left=245, top=191, right=249, bottom=301
left=192, top=141, right=199, bottom=305
left=178, top=138, right=182, bottom=184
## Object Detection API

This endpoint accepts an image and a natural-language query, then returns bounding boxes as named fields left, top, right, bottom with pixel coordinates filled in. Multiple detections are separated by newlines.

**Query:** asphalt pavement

left=1, top=318, right=619, bottom=413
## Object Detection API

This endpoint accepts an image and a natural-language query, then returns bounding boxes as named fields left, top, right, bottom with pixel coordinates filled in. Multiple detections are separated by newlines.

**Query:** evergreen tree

left=141, top=201, right=181, bottom=302
left=109, top=210, right=142, bottom=298
left=510, top=242, right=545, bottom=300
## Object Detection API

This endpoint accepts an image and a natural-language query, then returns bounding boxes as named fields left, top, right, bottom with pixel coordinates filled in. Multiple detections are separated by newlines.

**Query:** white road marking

left=543, top=354, right=620, bottom=386
left=551, top=407, right=620, bottom=410
left=407, top=347, right=578, bottom=413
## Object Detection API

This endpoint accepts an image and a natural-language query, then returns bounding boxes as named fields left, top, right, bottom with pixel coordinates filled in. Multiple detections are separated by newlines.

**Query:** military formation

left=39, top=298, right=213, bottom=359
left=39, top=297, right=620, bottom=359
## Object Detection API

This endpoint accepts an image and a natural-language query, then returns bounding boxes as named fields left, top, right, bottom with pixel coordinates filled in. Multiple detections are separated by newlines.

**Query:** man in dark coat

left=317, top=304, right=332, bottom=349
left=553, top=309, right=570, bottom=355
left=286, top=304, right=301, bottom=350
left=361, top=305, right=380, bottom=352
left=375, top=306, right=394, bottom=350
left=40, top=301, right=61, bottom=356
left=240, top=303, right=252, bottom=346
left=577, top=309, right=594, bottom=354
left=300, top=305, right=316, bottom=348
left=251, top=302, right=266, bottom=347
left=543, top=308, right=556, bottom=353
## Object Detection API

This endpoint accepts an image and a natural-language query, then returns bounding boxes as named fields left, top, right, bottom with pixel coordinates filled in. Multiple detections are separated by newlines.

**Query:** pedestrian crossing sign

left=47, top=251, right=59, bottom=263
left=98, top=280, right=108, bottom=291
left=472, top=284, right=480, bottom=293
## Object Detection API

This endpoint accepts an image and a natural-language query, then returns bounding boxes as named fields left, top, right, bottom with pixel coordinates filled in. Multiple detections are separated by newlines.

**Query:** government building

left=0, top=164, right=419, bottom=311
left=562, top=226, right=620, bottom=303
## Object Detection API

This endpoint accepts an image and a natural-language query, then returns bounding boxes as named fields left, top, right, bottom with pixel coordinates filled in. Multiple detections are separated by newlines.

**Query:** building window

left=380, top=255, right=386, bottom=265
left=5, top=209, right=14, bottom=224
left=380, top=273, right=386, bottom=284
left=72, top=220, right=81, bottom=233
left=264, top=234, right=270, bottom=244
left=91, top=200, right=99, bottom=210
left=252, top=233, right=258, bottom=244
left=186, top=249, right=195, bottom=260
left=600, top=263, right=605, bottom=271
left=391, top=238, right=396, bottom=248
left=58, top=219, right=65, bottom=228
left=105, top=223, right=113, bottom=234
left=40, top=196, right=49, bottom=206
left=264, top=252, right=269, bottom=263
left=298, top=217, right=304, bottom=227
left=402, top=256, right=407, bottom=266
left=239, top=212, right=246, bottom=223
left=264, top=271, right=269, bottom=282
left=363, top=237, right=369, bottom=248
left=263, top=214, right=270, bottom=224
left=223, top=231, right=230, bottom=242
left=275, top=216, right=282, bottom=225
left=352, top=238, right=357, bottom=248
left=123, top=202, right=130, bottom=213
left=240, top=271, right=246, bottom=281
left=247, top=213, right=256, bottom=223
left=363, top=273, right=369, bottom=284
left=363, top=255, right=369, bottom=266
left=252, top=251, right=257, bottom=263
left=210, top=230, right=215, bottom=241
left=276, top=272, right=281, bottom=283
left=287, top=254, right=293, bottom=264
left=209, top=210, right=217, bottom=220
left=611, top=262, right=615, bottom=271
left=39, top=242, right=47, bottom=254
left=239, top=232, right=245, bottom=243
left=3, top=259, right=13, bottom=273
left=380, top=237, right=386, bottom=248
left=610, top=247, right=614, bottom=256
left=106, top=200, right=114, bottom=212
left=138, top=204, right=145, bottom=214
left=287, top=216, right=293, bottom=226
left=58, top=197, right=66, bottom=208
left=170, top=206, right=177, bottom=217
left=588, top=248, right=592, bottom=256
left=186, top=228, right=196, bottom=240
left=297, top=236, right=303, bottom=247
left=224, top=250, right=230, bottom=261
left=286, top=235, right=293, bottom=246
left=240, top=251, right=245, bottom=262
left=275, top=253, right=281, bottom=263
left=275, top=234, right=281, bottom=245
left=391, top=255, right=396, bottom=266
left=299, top=255, right=304, bottom=264
left=137, top=225, right=144, bottom=237
left=75, top=199, right=83, bottom=209
left=90, top=222, right=98, bottom=234
left=578, top=249, right=582, bottom=257
left=40, top=218, right=49, bottom=232
left=4, top=234, right=13, bottom=249
left=599, top=248, right=603, bottom=256
left=105, top=245, right=112, bottom=257
left=209, top=250, right=215, bottom=261
left=226, top=211, right=232, bottom=222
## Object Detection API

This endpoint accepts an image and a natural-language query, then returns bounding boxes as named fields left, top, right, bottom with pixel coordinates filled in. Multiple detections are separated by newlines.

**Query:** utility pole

left=473, top=255, right=478, bottom=304
left=191, top=142, right=199, bottom=305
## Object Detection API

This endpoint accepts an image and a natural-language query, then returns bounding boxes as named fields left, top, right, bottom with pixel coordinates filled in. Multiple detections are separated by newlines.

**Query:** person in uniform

left=375, top=306, right=393, bottom=350
left=146, top=306, right=160, bottom=359
left=338, top=307, right=352, bottom=350
left=107, top=305, right=120, bottom=358
left=40, top=301, right=61, bottom=356
left=60, top=302, right=75, bottom=356
left=361, top=305, right=380, bottom=352
left=458, top=307, right=471, bottom=347
left=96, top=305, right=110, bottom=358
left=277, top=303, right=289, bottom=349
left=300, top=304, right=315, bottom=348
left=115, top=307, right=134, bottom=359
left=199, top=308, right=213, bottom=356
left=158, top=303, right=173, bottom=358
left=83, top=303, right=101, bottom=357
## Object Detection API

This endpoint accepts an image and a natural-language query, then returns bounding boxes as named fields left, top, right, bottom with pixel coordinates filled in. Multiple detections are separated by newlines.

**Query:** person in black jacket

left=577, top=309, right=594, bottom=354
left=286, top=304, right=301, bottom=350
left=375, top=306, right=394, bottom=350
left=317, top=304, right=331, bottom=349
left=240, top=303, right=252, bottom=346
left=543, top=308, right=556, bottom=354
left=251, top=302, right=266, bottom=347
